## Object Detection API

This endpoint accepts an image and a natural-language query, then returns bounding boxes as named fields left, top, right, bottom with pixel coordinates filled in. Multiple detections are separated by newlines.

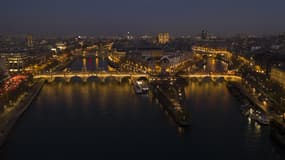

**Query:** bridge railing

left=34, top=71, right=149, bottom=77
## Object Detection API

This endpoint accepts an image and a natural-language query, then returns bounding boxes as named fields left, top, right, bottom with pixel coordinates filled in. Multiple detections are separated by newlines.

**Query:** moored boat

left=133, top=80, right=149, bottom=94
left=249, top=109, right=270, bottom=125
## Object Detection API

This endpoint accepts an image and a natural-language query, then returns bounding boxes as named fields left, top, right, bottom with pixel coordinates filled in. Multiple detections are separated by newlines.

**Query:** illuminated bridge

left=33, top=71, right=149, bottom=83
left=192, top=46, right=233, bottom=64
left=180, top=74, right=241, bottom=82
left=192, top=46, right=233, bottom=57
left=34, top=71, right=241, bottom=83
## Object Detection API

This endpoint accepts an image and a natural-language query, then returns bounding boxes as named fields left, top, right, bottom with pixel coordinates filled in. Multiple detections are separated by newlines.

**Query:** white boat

left=249, top=109, right=270, bottom=125
left=133, top=80, right=149, bottom=94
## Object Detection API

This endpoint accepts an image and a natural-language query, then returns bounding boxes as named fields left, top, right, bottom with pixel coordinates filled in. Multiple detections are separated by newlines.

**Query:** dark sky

left=1, top=0, right=285, bottom=36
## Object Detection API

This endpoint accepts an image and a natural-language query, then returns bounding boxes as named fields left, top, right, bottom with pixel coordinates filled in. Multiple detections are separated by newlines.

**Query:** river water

left=1, top=57, right=284, bottom=159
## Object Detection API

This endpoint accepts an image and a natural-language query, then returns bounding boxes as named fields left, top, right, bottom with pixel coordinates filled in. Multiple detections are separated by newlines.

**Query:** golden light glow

left=192, top=46, right=233, bottom=58
left=158, top=33, right=170, bottom=44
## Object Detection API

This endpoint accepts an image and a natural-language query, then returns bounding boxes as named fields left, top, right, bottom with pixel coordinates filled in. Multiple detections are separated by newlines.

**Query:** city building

left=160, top=54, right=181, bottom=65
left=112, top=49, right=126, bottom=58
left=126, top=32, right=134, bottom=40
left=141, top=49, right=163, bottom=60
left=0, top=58, right=8, bottom=81
left=158, top=33, right=170, bottom=44
left=56, top=42, right=67, bottom=51
left=0, top=53, right=30, bottom=73
left=271, top=66, right=285, bottom=88
left=251, top=46, right=262, bottom=52
left=26, top=35, right=33, bottom=47
left=201, top=29, right=208, bottom=40
left=104, top=42, right=114, bottom=51
left=140, top=35, right=152, bottom=40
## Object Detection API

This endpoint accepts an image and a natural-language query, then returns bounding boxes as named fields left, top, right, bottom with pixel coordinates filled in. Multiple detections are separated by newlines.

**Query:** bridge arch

left=189, top=77, right=199, bottom=82
left=200, top=76, right=212, bottom=83
left=46, top=78, right=54, bottom=83
left=104, top=76, right=118, bottom=83
left=86, top=76, right=101, bottom=83
left=121, top=76, right=131, bottom=84
left=137, top=77, right=149, bottom=82
left=52, top=77, right=65, bottom=83
left=70, top=76, right=83, bottom=83
left=215, top=77, right=225, bottom=82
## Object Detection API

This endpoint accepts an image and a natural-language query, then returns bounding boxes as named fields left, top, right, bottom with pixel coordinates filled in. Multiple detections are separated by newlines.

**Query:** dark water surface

left=1, top=81, right=284, bottom=160
left=1, top=57, right=284, bottom=159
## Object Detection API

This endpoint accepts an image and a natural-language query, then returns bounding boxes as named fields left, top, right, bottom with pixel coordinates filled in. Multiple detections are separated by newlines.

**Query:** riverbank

left=53, top=56, right=76, bottom=72
left=228, top=82, right=285, bottom=124
left=2, top=80, right=285, bottom=159
left=228, top=82, right=270, bottom=113
left=0, top=79, right=45, bottom=148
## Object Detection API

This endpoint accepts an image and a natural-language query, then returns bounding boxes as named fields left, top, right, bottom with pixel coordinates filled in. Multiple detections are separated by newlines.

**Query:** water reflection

left=95, top=57, right=99, bottom=69
left=2, top=57, right=285, bottom=159
left=177, top=126, right=185, bottom=136
left=70, top=57, right=110, bottom=71
left=82, top=57, right=87, bottom=71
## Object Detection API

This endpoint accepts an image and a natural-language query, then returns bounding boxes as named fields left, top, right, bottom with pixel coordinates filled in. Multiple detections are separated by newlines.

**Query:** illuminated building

left=104, top=42, right=113, bottom=51
left=56, top=42, right=67, bottom=51
left=0, top=53, right=29, bottom=73
left=126, top=32, right=133, bottom=40
left=111, top=50, right=126, bottom=59
left=271, top=66, right=285, bottom=88
left=160, top=55, right=181, bottom=65
left=26, top=35, right=33, bottom=47
left=79, top=41, right=84, bottom=47
left=141, top=50, right=163, bottom=59
left=158, top=33, right=170, bottom=44
left=107, top=49, right=126, bottom=68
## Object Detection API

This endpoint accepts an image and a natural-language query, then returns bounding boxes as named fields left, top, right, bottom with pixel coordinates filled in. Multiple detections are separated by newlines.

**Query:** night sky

left=1, top=0, right=285, bottom=36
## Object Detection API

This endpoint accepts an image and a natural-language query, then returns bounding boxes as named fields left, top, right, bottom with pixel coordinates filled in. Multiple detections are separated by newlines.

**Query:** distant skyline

left=1, top=0, right=285, bottom=36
